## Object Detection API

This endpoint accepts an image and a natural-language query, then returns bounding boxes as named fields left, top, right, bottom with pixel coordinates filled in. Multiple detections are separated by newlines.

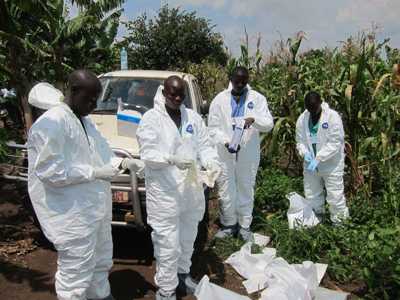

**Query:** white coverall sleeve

left=295, top=115, right=309, bottom=158
left=29, top=123, right=95, bottom=187
left=316, top=114, right=344, bottom=162
left=136, top=115, right=170, bottom=169
left=247, top=95, right=274, bottom=133
left=196, top=117, right=219, bottom=168
left=208, top=99, right=230, bottom=145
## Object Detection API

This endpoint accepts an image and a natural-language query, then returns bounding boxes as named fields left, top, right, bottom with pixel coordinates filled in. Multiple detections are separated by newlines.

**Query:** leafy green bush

left=254, top=167, right=303, bottom=213
left=250, top=165, right=400, bottom=299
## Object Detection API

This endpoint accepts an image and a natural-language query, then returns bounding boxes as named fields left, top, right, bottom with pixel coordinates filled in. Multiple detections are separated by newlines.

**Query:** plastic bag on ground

left=292, top=261, right=319, bottom=291
left=253, top=233, right=270, bottom=247
left=261, top=258, right=312, bottom=300
left=243, top=274, right=269, bottom=294
left=286, top=192, right=320, bottom=229
left=225, top=243, right=276, bottom=279
left=28, top=82, right=63, bottom=110
left=194, top=275, right=251, bottom=300
left=313, top=287, right=348, bottom=300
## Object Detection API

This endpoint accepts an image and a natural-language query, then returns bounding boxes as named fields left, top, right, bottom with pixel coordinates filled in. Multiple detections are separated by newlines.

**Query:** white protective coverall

left=27, top=84, right=121, bottom=300
left=208, top=84, right=274, bottom=229
left=136, top=86, right=219, bottom=295
left=296, top=102, right=349, bottom=223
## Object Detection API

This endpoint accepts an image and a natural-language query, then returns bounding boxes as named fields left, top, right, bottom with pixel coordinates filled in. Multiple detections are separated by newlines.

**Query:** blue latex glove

left=304, top=152, right=313, bottom=163
left=307, top=159, right=319, bottom=172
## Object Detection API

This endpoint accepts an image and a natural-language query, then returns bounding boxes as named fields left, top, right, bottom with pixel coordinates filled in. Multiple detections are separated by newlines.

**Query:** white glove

left=205, top=162, right=221, bottom=174
left=201, top=162, right=221, bottom=188
left=94, top=165, right=119, bottom=181
left=168, top=155, right=193, bottom=170
left=121, top=158, right=145, bottom=172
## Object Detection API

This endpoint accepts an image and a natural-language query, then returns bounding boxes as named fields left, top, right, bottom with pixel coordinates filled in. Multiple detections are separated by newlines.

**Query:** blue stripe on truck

left=117, top=114, right=141, bottom=124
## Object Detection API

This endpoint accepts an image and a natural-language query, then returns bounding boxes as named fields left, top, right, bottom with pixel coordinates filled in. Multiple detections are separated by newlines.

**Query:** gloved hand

left=168, top=155, right=193, bottom=170
left=244, top=117, right=255, bottom=129
left=121, top=158, right=145, bottom=173
left=307, top=159, right=320, bottom=172
left=201, top=162, right=221, bottom=188
left=205, top=162, right=220, bottom=174
left=304, top=152, right=313, bottom=163
left=94, top=164, right=119, bottom=181
left=225, top=143, right=241, bottom=154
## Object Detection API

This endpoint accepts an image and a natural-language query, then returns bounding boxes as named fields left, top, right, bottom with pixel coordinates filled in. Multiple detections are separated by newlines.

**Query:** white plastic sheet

left=225, top=240, right=331, bottom=298
left=253, top=233, right=271, bottom=247
left=286, top=192, right=320, bottom=229
left=260, top=258, right=313, bottom=300
left=194, top=275, right=251, bottom=300
left=313, top=287, right=348, bottom=300
left=225, top=243, right=276, bottom=280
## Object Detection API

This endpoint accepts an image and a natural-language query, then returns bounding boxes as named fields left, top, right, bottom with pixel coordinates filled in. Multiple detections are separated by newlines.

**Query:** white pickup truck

left=2, top=70, right=210, bottom=228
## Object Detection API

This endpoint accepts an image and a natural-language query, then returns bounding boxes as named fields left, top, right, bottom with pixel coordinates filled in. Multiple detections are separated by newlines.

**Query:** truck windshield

left=94, top=77, right=192, bottom=114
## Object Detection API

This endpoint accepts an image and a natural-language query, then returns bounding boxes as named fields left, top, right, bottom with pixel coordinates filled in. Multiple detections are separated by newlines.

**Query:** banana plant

left=0, top=0, right=123, bottom=129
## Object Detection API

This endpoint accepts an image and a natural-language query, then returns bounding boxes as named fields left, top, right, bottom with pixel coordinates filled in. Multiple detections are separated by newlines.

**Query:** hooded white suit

left=208, top=84, right=274, bottom=229
left=296, top=102, right=349, bottom=223
left=27, top=83, right=121, bottom=300
left=136, top=86, right=219, bottom=295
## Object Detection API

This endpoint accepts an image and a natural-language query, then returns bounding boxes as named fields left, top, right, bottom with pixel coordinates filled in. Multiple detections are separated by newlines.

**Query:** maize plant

left=250, top=31, right=400, bottom=195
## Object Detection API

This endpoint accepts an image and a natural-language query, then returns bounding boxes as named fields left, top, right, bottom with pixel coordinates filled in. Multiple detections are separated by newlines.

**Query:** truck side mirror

left=200, top=101, right=209, bottom=116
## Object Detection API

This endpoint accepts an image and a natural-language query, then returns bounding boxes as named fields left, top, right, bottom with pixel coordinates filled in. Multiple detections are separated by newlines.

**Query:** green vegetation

left=210, top=31, right=400, bottom=299
left=118, top=5, right=228, bottom=71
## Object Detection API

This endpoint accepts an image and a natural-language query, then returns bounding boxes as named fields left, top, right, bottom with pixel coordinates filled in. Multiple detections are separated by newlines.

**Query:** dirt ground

left=0, top=180, right=246, bottom=300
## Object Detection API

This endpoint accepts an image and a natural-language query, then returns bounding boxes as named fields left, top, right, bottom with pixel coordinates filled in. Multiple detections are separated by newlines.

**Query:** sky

left=99, top=0, right=400, bottom=56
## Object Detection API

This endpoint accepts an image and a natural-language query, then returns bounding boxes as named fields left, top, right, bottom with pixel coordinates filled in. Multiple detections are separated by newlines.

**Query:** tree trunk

left=20, top=94, right=33, bottom=131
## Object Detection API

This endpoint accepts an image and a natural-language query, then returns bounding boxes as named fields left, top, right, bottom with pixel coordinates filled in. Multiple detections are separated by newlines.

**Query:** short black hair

left=68, top=69, right=100, bottom=94
left=164, top=75, right=183, bottom=88
left=305, top=91, right=322, bottom=104
left=231, top=66, right=249, bottom=78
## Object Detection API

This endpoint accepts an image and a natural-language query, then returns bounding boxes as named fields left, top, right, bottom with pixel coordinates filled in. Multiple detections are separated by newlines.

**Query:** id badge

left=232, top=117, right=244, bottom=130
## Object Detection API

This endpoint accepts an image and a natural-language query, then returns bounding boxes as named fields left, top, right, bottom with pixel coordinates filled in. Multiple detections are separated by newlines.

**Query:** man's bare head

left=162, top=76, right=185, bottom=110
left=66, top=70, right=102, bottom=116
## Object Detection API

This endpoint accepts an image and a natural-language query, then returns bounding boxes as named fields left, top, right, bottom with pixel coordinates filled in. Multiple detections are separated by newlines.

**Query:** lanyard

left=231, top=93, right=246, bottom=118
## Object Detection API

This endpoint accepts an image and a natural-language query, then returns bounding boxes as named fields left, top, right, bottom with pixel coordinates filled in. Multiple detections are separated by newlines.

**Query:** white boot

left=214, top=225, right=237, bottom=239
left=238, top=227, right=253, bottom=242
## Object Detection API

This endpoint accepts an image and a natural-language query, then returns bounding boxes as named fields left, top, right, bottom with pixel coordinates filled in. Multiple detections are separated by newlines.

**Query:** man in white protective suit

left=27, top=70, right=143, bottom=300
left=296, top=91, right=349, bottom=224
left=208, top=66, right=274, bottom=241
left=136, top=76, right=220, bottom=300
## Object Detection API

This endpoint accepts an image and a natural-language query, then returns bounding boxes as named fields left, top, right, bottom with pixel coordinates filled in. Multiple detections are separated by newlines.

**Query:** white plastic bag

left=28, top=82, right=63, bottom=110
left=313, top=287, right=348, bottom=300
left=261, top=258, right=313, bottom=300
left=225, top=243, right=276, bottom=279
left=287, top=192, right=320, bottom=229
left=253, top=233, right=271, bottom=247
left=194, top=275, right=251, bottom=300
